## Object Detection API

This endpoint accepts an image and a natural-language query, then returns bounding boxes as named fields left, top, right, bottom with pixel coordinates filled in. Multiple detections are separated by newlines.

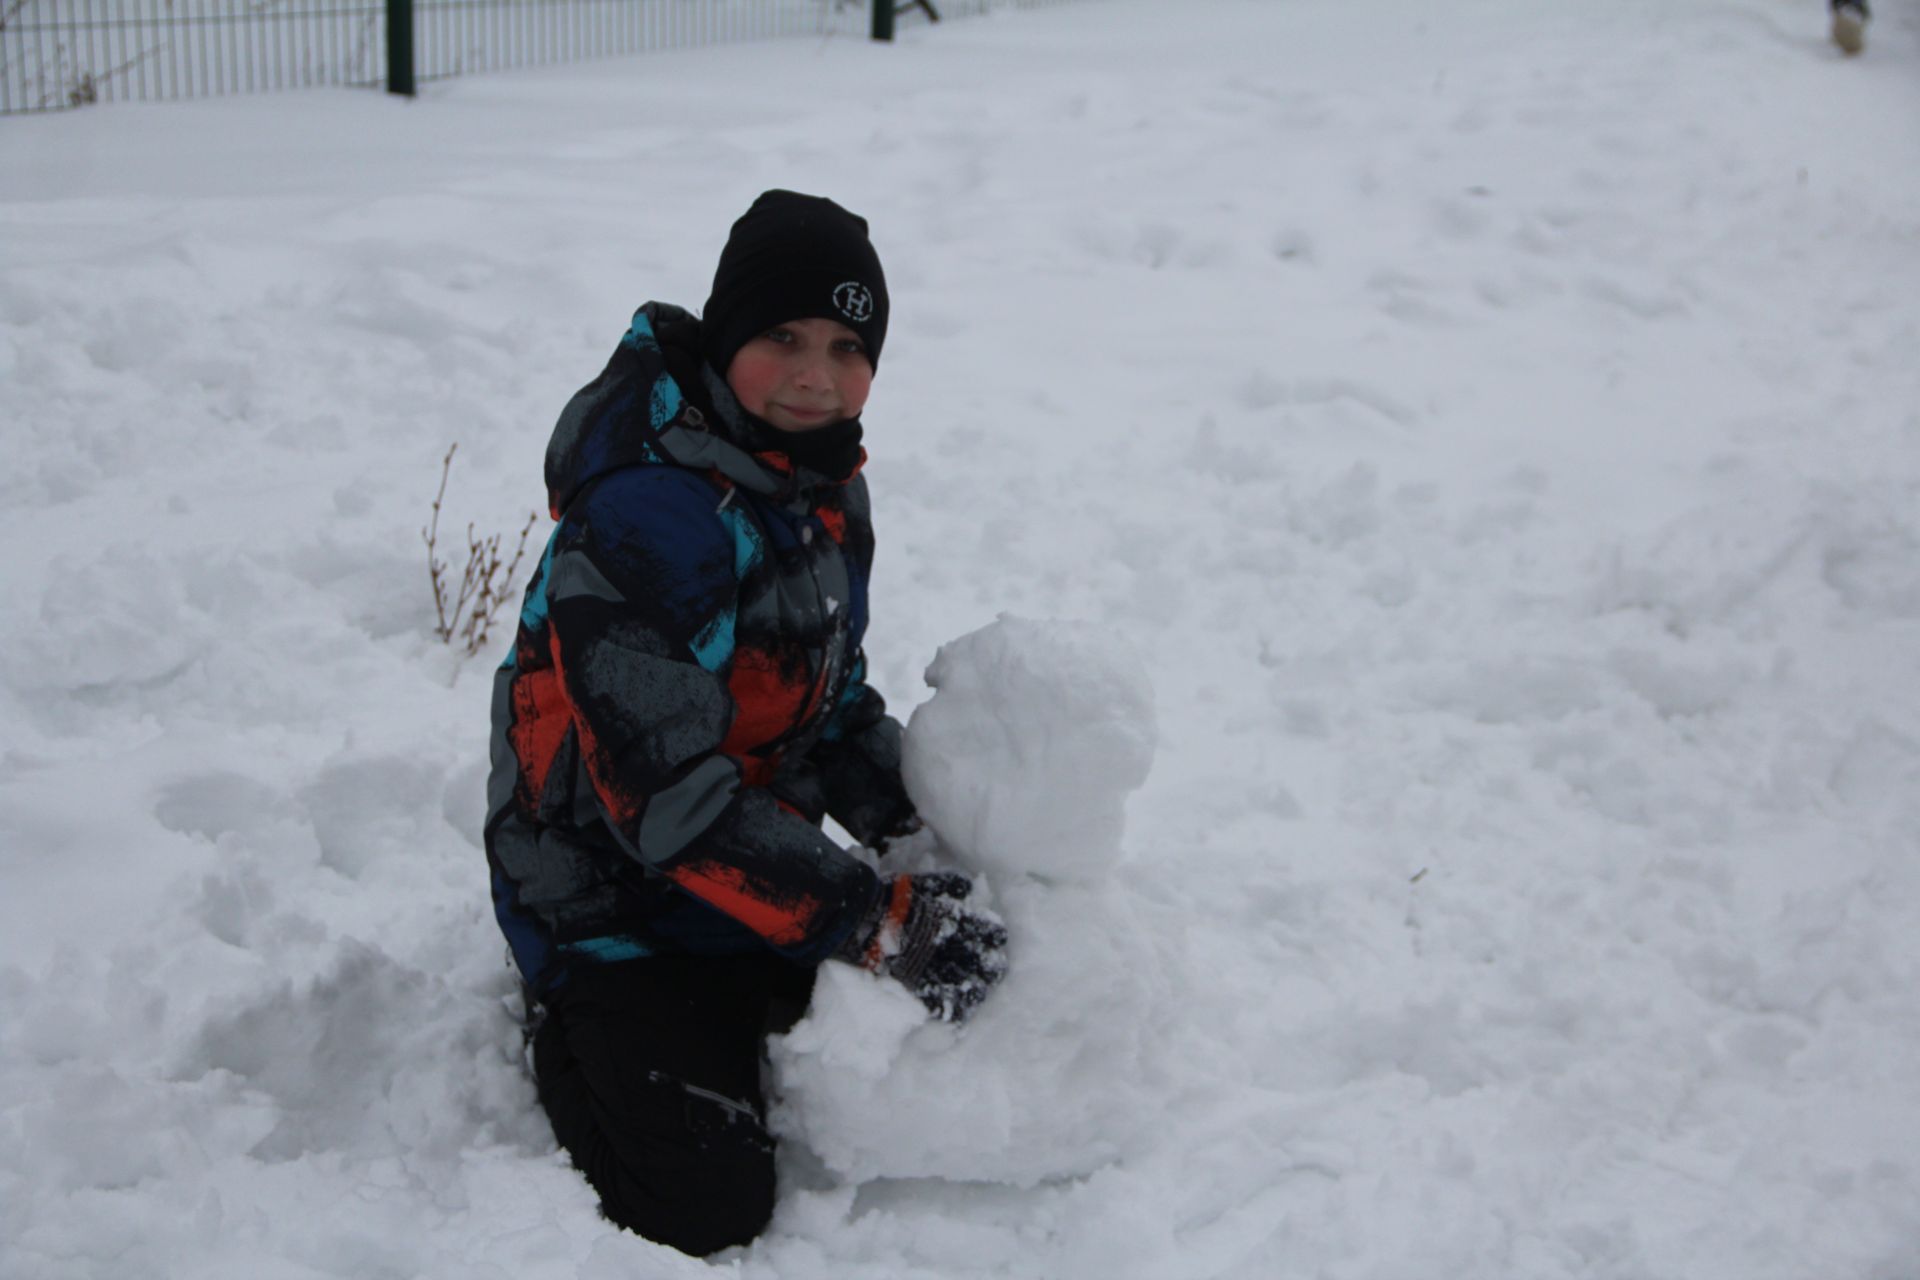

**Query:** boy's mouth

left=773, top=404, right=836, bottom=426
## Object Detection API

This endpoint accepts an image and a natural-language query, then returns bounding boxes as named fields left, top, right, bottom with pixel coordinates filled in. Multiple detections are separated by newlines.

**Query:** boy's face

left=724, top=317, right=874, bottom=432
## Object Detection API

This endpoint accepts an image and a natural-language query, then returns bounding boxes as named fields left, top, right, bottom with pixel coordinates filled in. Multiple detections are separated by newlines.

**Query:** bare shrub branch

left=422, top=443, right=539, bottom=657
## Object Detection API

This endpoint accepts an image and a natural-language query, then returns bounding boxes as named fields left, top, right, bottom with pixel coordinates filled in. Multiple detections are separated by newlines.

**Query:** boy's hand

left=835, top=872, right=1008, bottom=1022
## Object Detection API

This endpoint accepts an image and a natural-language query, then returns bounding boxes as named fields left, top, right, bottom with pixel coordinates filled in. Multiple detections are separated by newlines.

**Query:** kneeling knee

left=600, top=1136, right=776, bottom=1257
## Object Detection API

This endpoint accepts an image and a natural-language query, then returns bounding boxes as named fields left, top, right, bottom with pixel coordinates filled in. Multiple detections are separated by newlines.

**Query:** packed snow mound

left=772, top=617, right=1164, bottom=1186
left=770, top=832, right=1172, bottom=1188
left=900, top=615, right=1157, bottom=882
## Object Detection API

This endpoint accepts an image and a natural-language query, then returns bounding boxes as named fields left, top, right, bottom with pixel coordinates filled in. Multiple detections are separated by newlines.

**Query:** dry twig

left=423, top=443, right=539, bottom=656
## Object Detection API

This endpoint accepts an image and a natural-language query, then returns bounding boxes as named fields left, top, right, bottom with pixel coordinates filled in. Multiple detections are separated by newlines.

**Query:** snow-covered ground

left=4, top=0, right=1919, bottom=1275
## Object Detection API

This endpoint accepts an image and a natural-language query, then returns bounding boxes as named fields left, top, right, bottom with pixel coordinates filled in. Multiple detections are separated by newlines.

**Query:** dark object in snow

left=1831, top=0, right=1869, bottom=53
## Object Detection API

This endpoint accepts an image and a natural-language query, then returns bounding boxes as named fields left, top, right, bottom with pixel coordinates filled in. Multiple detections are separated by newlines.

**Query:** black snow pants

left=532, top=953, right=816, bottom=1257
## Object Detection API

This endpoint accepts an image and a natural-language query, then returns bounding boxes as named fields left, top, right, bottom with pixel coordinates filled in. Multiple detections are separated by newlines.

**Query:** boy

left=484, top=191, right=1007, bottom=1255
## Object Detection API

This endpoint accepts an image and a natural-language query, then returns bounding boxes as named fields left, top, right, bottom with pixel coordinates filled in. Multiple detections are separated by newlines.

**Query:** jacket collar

left=545, top=302, right=862, bottom=517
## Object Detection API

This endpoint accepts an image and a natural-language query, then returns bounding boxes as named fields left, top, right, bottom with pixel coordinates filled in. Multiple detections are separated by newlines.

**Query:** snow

left=4, top=0, right=1920, bottom=1276
left=772, top=615, right=1161, bottom=1191
left=901, top=615, right=1157, bottom=881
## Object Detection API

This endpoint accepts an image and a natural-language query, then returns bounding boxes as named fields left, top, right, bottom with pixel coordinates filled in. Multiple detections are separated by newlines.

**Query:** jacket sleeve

left=811, top=655, right=920, bottom=847
left=545, top=467, right=880, bottom=963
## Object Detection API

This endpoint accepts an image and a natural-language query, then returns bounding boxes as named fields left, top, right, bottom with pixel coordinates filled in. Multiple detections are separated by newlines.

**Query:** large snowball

left=900, top=615, right=1157, bottom=882
left=770, top=858, right=1176, bottom=1188
left=770, top=618, right=1162, bottom=1187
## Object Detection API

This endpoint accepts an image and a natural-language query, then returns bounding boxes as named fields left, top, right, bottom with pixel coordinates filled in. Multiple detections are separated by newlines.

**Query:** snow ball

left=776, top=960, right=929, bottom=1085
left=901, top=615, right=1157, bottom=883
left=769, top=876, right=1171, bottom=1187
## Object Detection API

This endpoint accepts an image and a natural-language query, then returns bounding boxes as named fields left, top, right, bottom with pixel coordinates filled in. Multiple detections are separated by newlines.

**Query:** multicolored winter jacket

left=485, top=303, right=915, bottom=994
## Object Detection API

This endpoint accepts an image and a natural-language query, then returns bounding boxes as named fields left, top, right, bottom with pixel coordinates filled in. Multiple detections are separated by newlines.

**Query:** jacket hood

left=544, top=302, right=862, bottom=517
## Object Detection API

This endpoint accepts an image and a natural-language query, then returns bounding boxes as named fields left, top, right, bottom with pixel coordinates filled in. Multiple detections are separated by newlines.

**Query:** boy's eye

left=833, top=338, right=866, bottom=355
left=762, top=327, right=794, bottom=344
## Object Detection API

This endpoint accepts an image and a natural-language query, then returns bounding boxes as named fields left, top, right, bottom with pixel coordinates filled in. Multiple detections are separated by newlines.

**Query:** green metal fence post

left=387, top=0, right=415, bottom=95
left=871, top=0, right=894, bottom=42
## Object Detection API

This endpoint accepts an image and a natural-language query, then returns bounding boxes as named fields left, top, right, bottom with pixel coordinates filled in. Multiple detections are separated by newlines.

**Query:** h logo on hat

left=833, top=281, right=875, bottom=323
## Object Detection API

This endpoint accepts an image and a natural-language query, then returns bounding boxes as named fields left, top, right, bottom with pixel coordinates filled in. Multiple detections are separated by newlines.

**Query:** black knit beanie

left=701, top=190, right=889, bottom=378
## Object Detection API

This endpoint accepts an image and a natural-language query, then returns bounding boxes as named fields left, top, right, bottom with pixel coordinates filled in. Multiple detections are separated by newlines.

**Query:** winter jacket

left=485, top=303, right=916, bottom=994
